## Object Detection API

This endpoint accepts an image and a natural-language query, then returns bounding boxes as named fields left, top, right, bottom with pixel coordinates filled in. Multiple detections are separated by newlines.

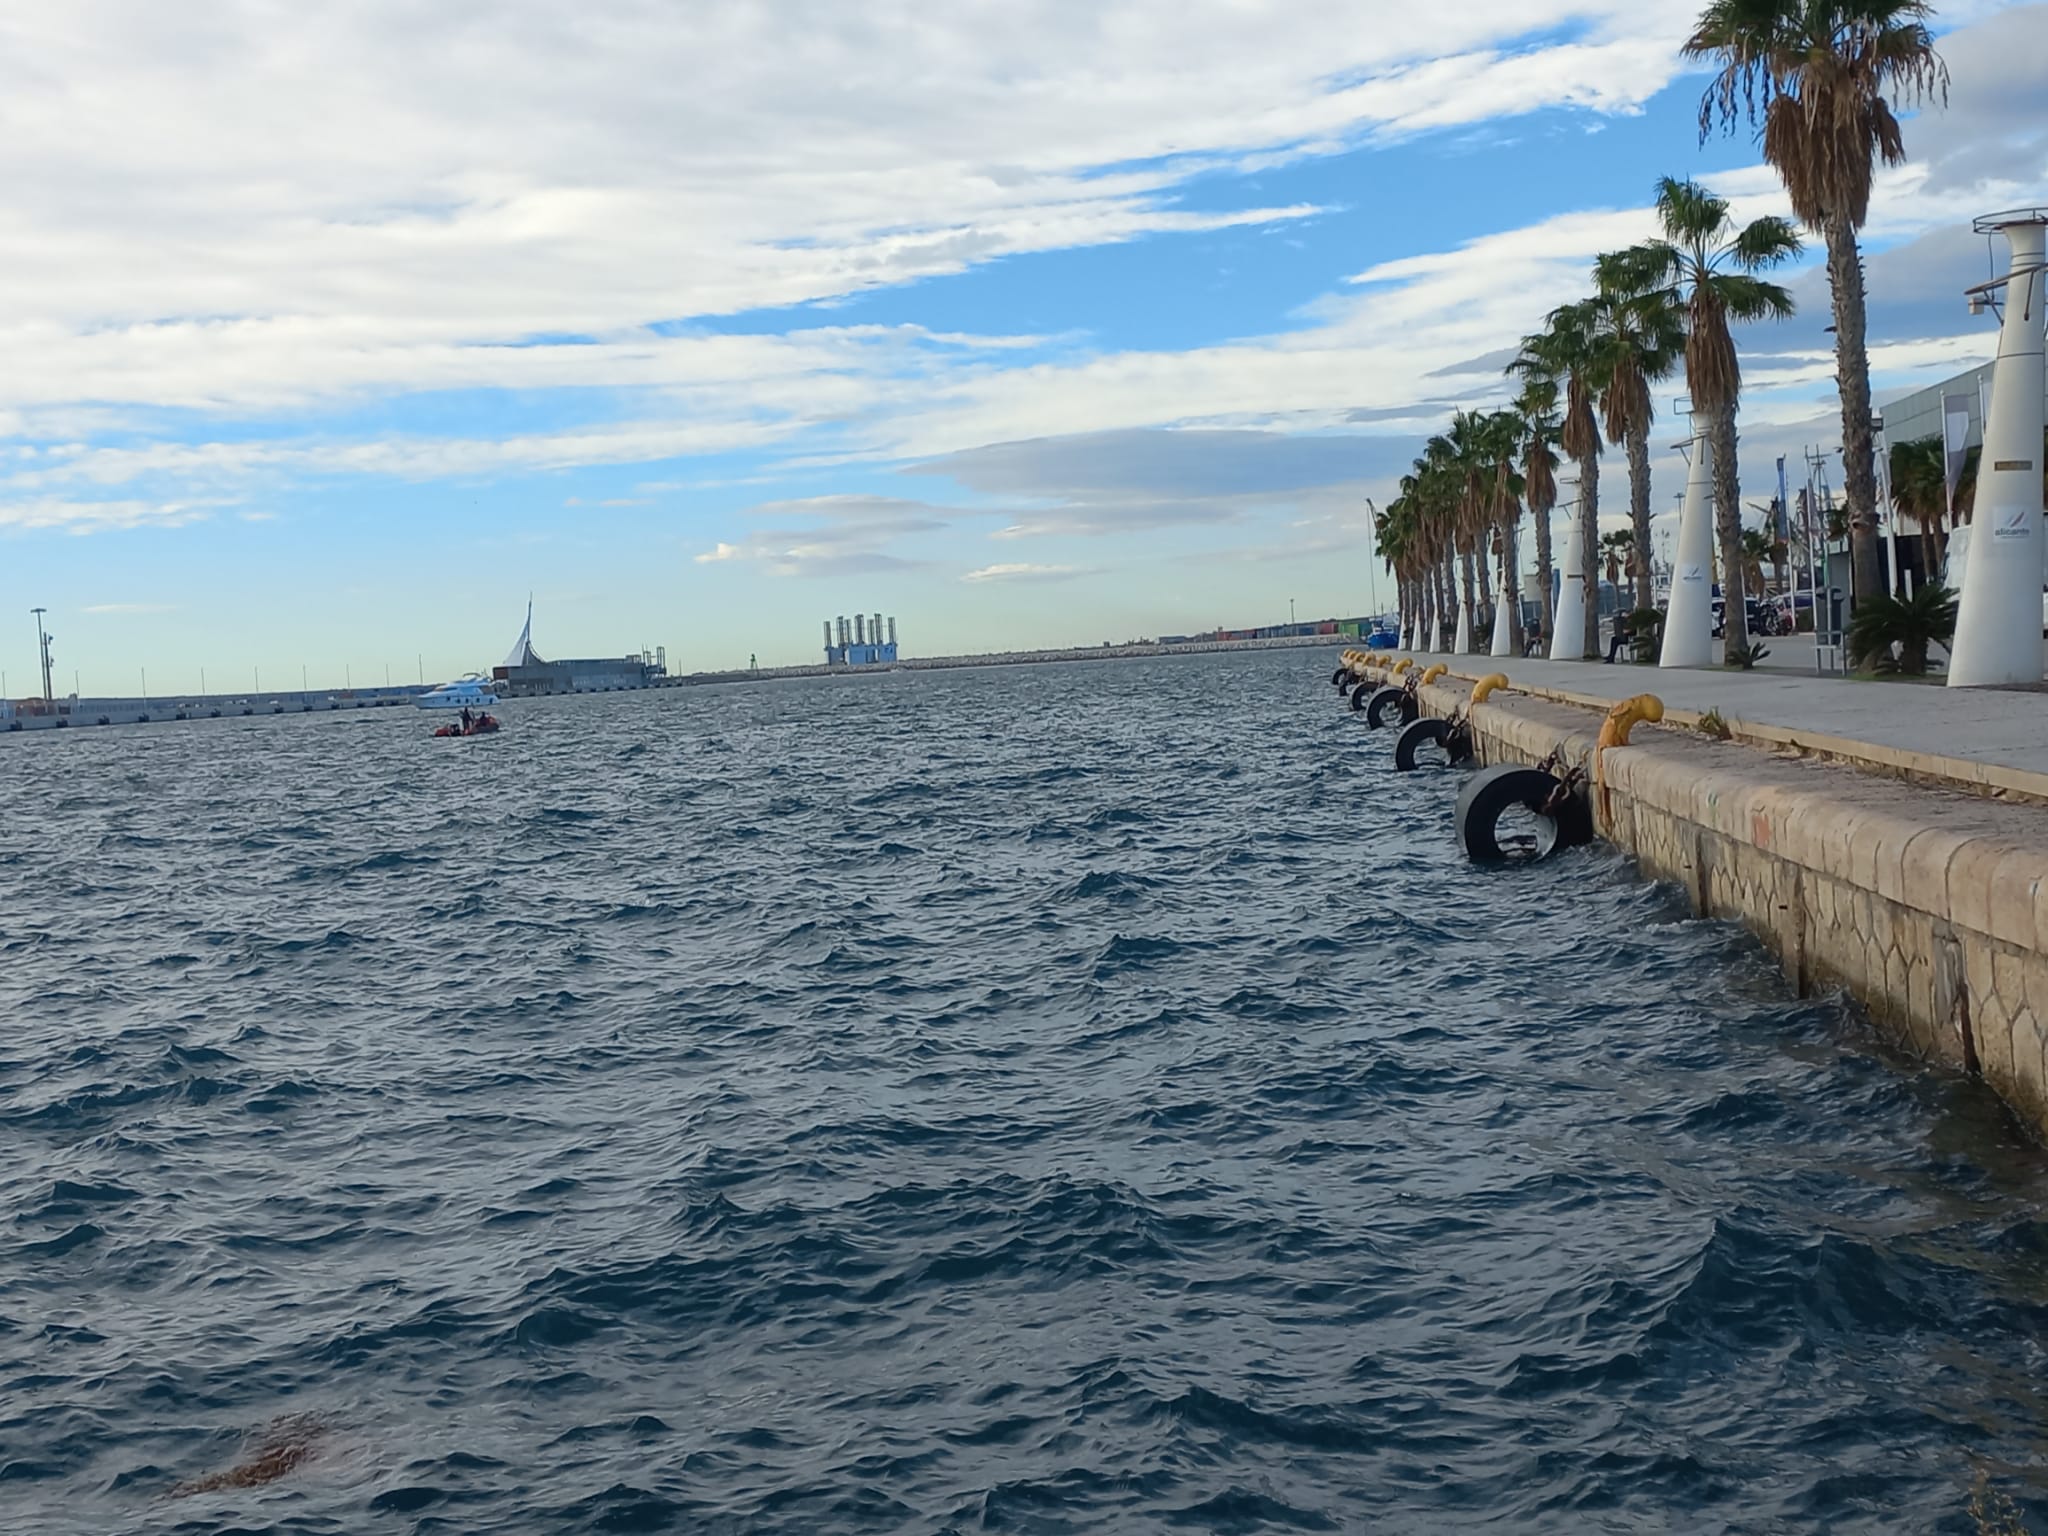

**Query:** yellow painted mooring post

left=1419, top=663, right=1448, bottom=685
left=1594, top=693, right=1663, bottom=823
left=1598, top=694, right=1663, bottom=749
left=1469, top=673, right=1508, bottom=705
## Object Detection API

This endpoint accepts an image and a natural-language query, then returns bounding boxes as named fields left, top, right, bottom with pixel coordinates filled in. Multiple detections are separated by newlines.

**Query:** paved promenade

left=1408, top=651, right=2048, bottom=793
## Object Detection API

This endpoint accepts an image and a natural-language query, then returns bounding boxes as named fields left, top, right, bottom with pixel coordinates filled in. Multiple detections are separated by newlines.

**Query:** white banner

left=1942, top=391, right=1974, bottom=519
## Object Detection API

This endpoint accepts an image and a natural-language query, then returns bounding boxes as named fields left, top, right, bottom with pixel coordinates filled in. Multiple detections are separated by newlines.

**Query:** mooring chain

left=1538, top=762, right=1586, bottom=818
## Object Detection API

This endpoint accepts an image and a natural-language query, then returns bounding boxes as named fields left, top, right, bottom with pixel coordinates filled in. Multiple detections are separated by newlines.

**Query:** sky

left=4, top=0, right=2048, bottom=691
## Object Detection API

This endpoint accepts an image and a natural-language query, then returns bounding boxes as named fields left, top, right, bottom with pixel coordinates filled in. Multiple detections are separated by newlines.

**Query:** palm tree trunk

left=1626, top=424, right=1654, bottom=612
left=1712, top=405, right=1750, bottom=665
left=1533, top=507, right=1554, bottom=652
left=1825, top=213, right=1884, bottom=608
left=1578, top=454, right=1600, bottom=659
left=1436, top=556, right=1456, bottom=649
left=1459, top=547, right=1480, bottom=652
left=1500, top=513, right=1523, bottom=654
left=1921, top=522, right=1945, bottom=589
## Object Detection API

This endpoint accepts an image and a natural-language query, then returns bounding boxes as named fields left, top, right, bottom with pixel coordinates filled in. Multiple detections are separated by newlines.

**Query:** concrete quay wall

left=1417, top=676, right=2048, bottom=1136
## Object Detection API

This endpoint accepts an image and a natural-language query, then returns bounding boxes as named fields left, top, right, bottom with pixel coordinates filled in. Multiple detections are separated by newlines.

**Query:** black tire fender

left=1332, top=667, right=1350, bottom=687
left=1455, top=763, right=1593, bottom=863
left=1364, top=686, right=1418, bottom=730
left=1394, top=716, right=1473, bottom=771
left=1349, top=680, right=1376, bottom=711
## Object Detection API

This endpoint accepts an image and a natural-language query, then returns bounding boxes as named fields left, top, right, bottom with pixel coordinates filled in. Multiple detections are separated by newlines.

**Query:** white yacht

left=416, top=673, right=501, bottom=711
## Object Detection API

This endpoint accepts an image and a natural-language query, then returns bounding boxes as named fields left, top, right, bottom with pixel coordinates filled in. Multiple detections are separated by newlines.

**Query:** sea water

left=4, top=648, right=2045, bottom=1533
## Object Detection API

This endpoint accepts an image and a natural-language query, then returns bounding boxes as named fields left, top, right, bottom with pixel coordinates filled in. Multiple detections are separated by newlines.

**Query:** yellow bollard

left=1594, top=693, right=1663, bottom=825
left=1390, top=658, right=1413, bottom=676
left=1419, top=663, right=1448, bottom=685
left=1470, top=673, right=1508, bottom=705
left=1598, top=693, right=1663, bottom=749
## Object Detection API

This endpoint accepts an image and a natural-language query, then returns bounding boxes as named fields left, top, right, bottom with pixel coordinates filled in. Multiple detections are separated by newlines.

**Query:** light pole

left=1289, top=597, right=1296, bottom=630
left=1950, top=207, right=2048, bottom=687
left=1362, top=497, right=1383, bottom=624
left=1663, top=427, right=1715, bottom=668
left=1552, top=484, right=1584, bottom=661
left=31, top=608, right=53, bottom=701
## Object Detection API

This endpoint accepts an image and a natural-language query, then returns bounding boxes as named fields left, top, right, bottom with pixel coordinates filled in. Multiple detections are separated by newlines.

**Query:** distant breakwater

left=668, top=632, right=1354, bottom=687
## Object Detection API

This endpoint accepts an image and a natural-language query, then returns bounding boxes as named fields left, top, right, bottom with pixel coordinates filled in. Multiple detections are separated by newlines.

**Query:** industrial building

left=490, top=605, right=668, bottom=696
left=824, top=613, right=899, bottom=667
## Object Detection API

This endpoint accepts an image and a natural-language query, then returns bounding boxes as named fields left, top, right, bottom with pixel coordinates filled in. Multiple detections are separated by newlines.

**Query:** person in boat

left=460, top=706, right=474, bottom=731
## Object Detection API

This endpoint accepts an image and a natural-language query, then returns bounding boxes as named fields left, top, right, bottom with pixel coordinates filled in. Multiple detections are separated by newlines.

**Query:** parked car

left=1709, top=598, right=1785, bottom=639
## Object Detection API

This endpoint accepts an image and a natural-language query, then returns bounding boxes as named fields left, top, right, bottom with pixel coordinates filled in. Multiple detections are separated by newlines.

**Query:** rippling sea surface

left=7, top=648, right=2048, bottom=1534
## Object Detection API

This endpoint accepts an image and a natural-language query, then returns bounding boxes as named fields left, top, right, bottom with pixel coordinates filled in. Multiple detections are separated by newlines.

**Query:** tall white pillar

left=1453, top=592, right=1472, bottom=654
left=1490, top=549, right=1516, bottom=656
left=1551, top=505, right=1586, bottom=660
left=1661, top=430, right=1715, bottom=668
left=1950, top=212, right=2047, bottom=688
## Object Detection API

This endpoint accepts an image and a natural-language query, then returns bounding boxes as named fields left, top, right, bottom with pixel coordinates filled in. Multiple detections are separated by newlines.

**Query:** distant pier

left=3, top=686, right=421, bottom=732
left=2, top=633, right=1364, bottom=736
left=667, top=631, right=1356, bottom=688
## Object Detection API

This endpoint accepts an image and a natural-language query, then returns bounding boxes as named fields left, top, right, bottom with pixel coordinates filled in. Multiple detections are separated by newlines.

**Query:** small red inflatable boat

left=433, top=713, right=501, bottom=738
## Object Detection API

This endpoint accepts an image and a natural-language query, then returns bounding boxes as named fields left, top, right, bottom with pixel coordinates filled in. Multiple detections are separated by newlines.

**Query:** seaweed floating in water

left=172, top=1413, right=327, bottom=1496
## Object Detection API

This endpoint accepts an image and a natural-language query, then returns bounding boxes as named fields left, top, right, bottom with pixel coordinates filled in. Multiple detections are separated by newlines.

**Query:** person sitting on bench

left=1603, top=613, right=1633, bottom=664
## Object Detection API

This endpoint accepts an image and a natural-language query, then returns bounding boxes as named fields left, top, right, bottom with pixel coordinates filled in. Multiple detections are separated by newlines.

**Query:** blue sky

left=4, top=0, right=2046, bottom=690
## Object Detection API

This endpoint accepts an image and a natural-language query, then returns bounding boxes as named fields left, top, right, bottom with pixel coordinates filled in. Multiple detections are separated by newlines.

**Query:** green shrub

left=1846, top=584, right=1958, bottom=675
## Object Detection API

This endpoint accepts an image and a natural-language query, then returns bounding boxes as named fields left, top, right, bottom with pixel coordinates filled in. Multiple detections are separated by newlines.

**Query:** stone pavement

left=1406, top=650, right=2048, bottom=796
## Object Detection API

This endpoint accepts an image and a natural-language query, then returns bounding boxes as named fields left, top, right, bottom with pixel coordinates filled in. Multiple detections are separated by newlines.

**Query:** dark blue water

left=5, top=648, right=2047, bottom=1534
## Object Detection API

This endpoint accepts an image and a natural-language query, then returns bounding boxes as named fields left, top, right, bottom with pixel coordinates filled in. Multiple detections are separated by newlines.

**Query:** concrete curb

left=1421, top=662, right=2048, bottom=807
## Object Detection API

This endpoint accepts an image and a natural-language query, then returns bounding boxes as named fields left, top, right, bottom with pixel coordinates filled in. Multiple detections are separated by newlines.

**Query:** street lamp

left=30, top=607, right=53, bottom=702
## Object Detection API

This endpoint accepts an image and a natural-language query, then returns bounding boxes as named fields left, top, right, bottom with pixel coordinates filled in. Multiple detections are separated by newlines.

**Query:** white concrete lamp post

left=1551, top=496, right=1587, bottom=660
left=1948, top=208, right=2047, bottom=688
left=1661, top=428, right=1715, bottom=669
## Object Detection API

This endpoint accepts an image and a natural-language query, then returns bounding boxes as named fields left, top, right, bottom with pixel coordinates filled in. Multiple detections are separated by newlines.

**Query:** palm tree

left=1601, top=528, right=1637, bottom=589
left=1887, top=433, right=1947, bottom=581
left=1739, top=525, right=1785, bottom=597
left=1375, top=496, right=1423, bottom=642
left=1477, top=409, right=1528, bottom=653
left=1591, top=253, right=1686, bottom=611
left=1434, top=414, right=1489, bottom=652
left=1845, top=581, right=1957, bottom=674
left=1511, top=306, right=1604, bottom=658
left=1513, top=381, right=1562, bottom=650
left=1686, top=0, right=1948, bottom=606
left=1632, top=176, right=1800, bottom=665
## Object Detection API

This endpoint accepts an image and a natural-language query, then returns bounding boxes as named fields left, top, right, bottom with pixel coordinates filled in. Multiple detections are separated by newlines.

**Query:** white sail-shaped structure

left=503, top=599, right=544, bottom=669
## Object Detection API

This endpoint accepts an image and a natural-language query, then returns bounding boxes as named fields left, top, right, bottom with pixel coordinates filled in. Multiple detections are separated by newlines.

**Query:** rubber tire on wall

left=1332, top=668, right=1350, bottom=687
left=1393, top=716, right=1472, bottom=771
left=1349, top=680, right=1377, bottom=711
left=1364, top=687, right=1419, bottom=730
left=1454, top=763, right=1593, bottom=863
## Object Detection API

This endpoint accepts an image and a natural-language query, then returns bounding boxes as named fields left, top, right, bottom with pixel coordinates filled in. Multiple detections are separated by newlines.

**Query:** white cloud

left=2, top=0, right=2041, bottom=583
left=962, top=562, right=1089, bottom=582
left=0, top=0, right=1724, bottom=427
left=0, top=497, right=214, bottom=533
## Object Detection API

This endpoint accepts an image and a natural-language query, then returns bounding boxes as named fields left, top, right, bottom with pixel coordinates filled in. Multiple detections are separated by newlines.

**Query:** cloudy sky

left=5, top=0, right=2046, bottom=688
